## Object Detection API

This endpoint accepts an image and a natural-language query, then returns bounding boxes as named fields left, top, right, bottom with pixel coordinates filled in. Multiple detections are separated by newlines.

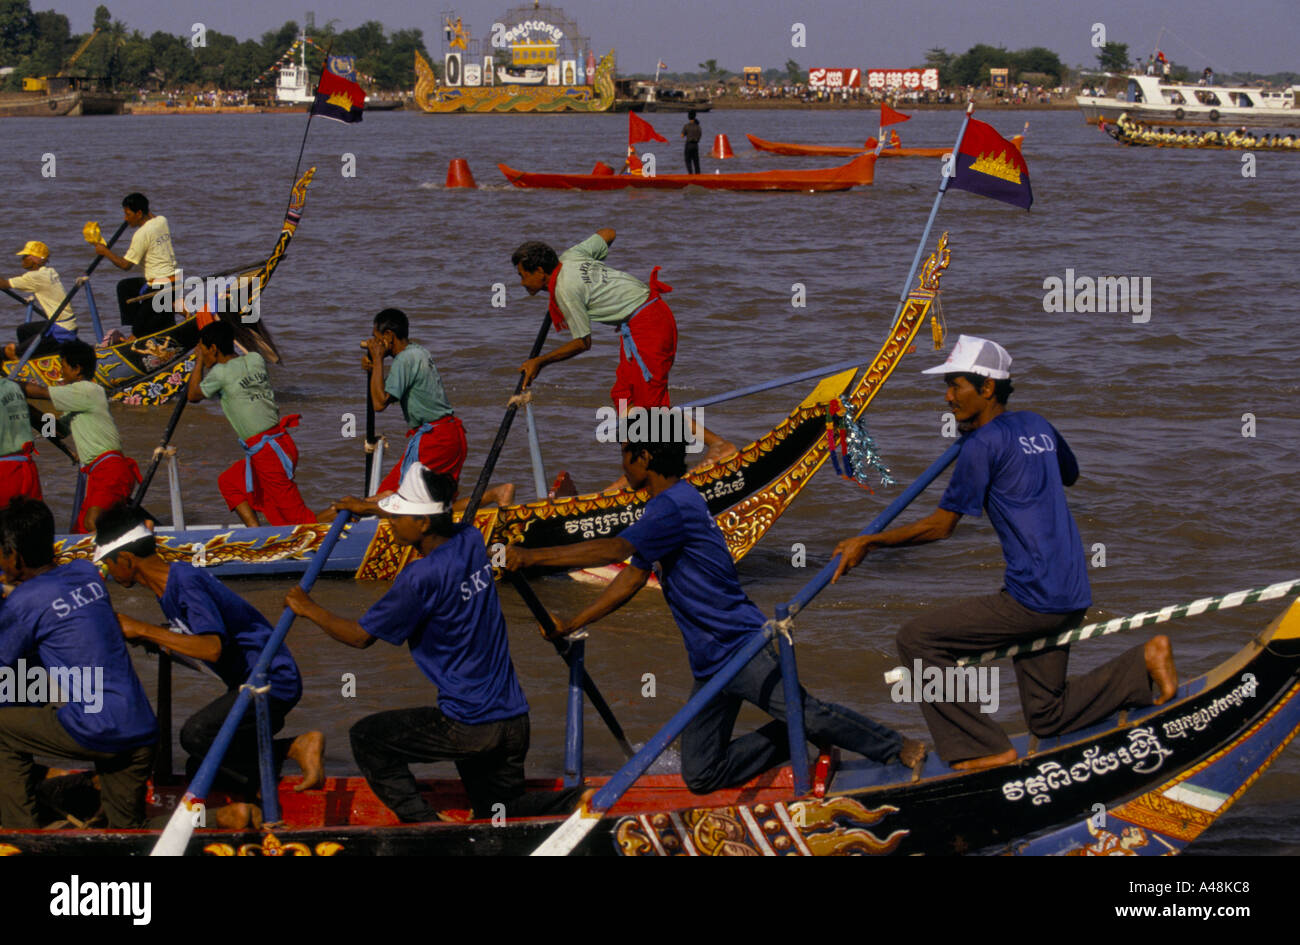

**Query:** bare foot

left=898, top=738, right=927, bottom=769
left=488, top=483, right=516, bottom=507
left=213, top=802, right=264, bottom=831
left=703, top=439, right=739, bottom=464
left=1145, top=634, right=1178, bottom=704
left=288, top=731, right=326, bottom=791
left=951, top=748, right=1018, bottom=771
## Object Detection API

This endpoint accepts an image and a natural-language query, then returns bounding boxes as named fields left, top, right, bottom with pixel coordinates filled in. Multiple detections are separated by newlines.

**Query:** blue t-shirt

left=939, top=411, right=1091, bottom=613
left=0, top=560, right=157, bottom=753
left=159, top=564, right=302, bottom=705
left=622, top=480, right=765, bottom=678
left=360, top=524, right=528, bottom=725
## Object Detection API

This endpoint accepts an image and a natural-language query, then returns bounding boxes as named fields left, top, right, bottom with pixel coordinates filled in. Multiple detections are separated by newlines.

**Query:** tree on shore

left=784, top=59, right=804, bottom=84
left=1096, top=42, right=1129, bottom=72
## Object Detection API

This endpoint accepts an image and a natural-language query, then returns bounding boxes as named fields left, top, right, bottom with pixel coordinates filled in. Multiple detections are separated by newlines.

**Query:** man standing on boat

left=682, top=110, right=702, bottom=174
left=94, top=503, right=325, bottom=795
left=287, top=465, right=575, bottom=821
left=512, top=230, right=734, bottom=464
left=1, top=240, right=77, bottom=360
left=188, top=320, right=314, bottom=526
left=0, top=497, right=157, bottom=828
left=830, top=335, right=1178, bottom=771
left=19, top=340, right=140, bottom=533
left=94, top=192, right=180, bottom=341
left=502, top=434, right=926, bottom=792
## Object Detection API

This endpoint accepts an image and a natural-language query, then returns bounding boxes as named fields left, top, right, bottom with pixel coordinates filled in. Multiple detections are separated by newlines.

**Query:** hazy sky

left=53, top=0, right=1297, bottom=75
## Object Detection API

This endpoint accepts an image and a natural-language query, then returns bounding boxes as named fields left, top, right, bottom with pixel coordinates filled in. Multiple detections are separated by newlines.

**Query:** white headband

left=92, top=524, right=154, bottom=562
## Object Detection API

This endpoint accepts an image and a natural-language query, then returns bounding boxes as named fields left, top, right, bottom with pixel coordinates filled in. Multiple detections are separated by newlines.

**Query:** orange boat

left=497, top=153, right=875, bottom=191
left=746, top=133, right=1023, bottom=159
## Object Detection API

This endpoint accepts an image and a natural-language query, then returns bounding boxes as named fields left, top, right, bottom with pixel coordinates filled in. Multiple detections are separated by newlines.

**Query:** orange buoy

left=710, top=134, right=734, bottom=159
left=445, top=158, right=477, bottom=188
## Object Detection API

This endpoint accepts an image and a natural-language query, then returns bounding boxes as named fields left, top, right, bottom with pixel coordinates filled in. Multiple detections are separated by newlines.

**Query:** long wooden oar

left=503, top=570, right=635, bottom=758
left=459, top=311, right=552, bottom=522
left=124, top=260, right=266, bottom=307
left=151, top=510, right=351, bottom=856
left=8, top=220, right=129, bottom=378
left=363, top=365, right=376, bottom=494
left=130, top=364, right=195, bottom=509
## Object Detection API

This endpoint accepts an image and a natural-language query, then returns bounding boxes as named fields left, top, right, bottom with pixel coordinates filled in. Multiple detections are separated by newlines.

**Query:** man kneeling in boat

left=512, top=230, right=735, bottom=473
left=95, top=503, right=324, bottom=795
left=188, top=320, right=315, bottom=526
left=830, top=336, right=1178, bottom=771
left=288, top=465, right=574, bottom=821
left=1, top=240, right=77, bottom=360
left=0, top=497, right=157, bottom=828
left=503, top=433, right=925, bottom=794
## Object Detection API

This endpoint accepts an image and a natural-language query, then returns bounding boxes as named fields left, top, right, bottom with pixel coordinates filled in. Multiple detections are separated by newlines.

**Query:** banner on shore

left=809, top=68, right=860, bottom=89
left=866, top=68, right=939, bottom=91
left=743, top=66, right=762, bottom=87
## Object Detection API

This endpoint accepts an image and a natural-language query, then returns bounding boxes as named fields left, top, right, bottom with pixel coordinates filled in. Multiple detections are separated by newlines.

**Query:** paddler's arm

left=117, top=613, right=222, bottom=662
left=365, top=337, right=393, bottom=412
left=19, top=381, right=50, bottom=400
left=545, top=563, right=649, bottom=641
left=830, top=507, right=961, bottom=583
left=94, top=242, right=135, bottom=271
left=595, top=228, right=616, bottom=246
left=186, top=344, right=213, bottom=403
left=502, top=537, right=635, bottom=572
left=284, top=587, right=377, bottom=648
left=520, top=335, right=591, bottom=388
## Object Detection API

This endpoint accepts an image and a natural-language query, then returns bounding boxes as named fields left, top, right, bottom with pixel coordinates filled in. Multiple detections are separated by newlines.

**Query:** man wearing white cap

left=1, top=240, right=77, bottom=360
left=286, top=465, right=572, bottom=820
left=831, top=335, right=1177, bottom=771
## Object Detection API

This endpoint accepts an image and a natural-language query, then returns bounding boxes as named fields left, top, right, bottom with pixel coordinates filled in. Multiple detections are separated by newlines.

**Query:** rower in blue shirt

left=0, top=497, right=157, bottom=828
left=503, top=427, right=925, bottom=794
left=287, top=464, right=575, bottom=821
left=830, top=335, right=1179, bottom=770
left=93, top=503, right=324, bottom=798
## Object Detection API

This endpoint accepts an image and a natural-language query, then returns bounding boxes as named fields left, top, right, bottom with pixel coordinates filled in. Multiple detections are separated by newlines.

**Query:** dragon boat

left=51, top=234, right=953, bottom=580
left=3, top=168, right=315, bottom=408
left=9, top=548, right=1300, bottom=854
left=745, top=132, right=1023, bottom=160
left=1101, top=118, right=1300, bottom=151
left=497, top=153, right=875, bottom=192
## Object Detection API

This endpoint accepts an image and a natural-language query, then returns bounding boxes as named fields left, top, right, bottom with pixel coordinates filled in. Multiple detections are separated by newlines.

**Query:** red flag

left=947, top=117, right=1032, bottom=210
left=880, top=103, right=911, bottom=126
left=628, top=112, right=667, bottom=145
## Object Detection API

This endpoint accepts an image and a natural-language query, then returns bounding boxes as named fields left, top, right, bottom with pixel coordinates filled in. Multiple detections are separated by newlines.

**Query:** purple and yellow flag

left=947, top=117, right=1031, bottom=210
left=311, top=55, right=365, bottom=124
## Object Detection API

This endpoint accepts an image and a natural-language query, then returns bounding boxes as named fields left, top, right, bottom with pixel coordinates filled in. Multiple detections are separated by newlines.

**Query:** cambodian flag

left=946, top=117, right=1032, bottom=210
left=311, top=55, right=365, bottom=124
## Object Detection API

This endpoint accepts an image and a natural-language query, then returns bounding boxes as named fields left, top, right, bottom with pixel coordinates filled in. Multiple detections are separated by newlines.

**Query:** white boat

left=1077, top=74, right=1300, bottom=128
left=276, top=36, right=315, bottom=105
left=497, top=66, right=548, bottom=86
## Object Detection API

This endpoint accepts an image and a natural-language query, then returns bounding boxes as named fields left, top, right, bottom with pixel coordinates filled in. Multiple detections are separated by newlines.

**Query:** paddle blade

left=150, top=793, right=204, bottom=856
left=530, top=805, right=603, bottom=856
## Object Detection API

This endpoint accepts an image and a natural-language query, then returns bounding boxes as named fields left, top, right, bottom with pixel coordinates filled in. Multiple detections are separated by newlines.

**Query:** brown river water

left=6, top=108, right=1298, bottom=854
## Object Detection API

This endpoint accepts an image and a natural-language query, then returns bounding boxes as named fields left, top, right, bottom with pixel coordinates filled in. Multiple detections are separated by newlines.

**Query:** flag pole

left=886, top=102, right=973, bottom=323
left=287, top=39, right=334, bottom=201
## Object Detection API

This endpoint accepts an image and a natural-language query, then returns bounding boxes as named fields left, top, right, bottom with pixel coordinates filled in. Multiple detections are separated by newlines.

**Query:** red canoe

left=498, top=153, right=875, bottom=191
left=745, top=133, right=1023, bottom=159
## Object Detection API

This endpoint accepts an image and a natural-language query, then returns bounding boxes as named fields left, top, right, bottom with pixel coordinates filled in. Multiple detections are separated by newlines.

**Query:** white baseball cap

left=921, top=334, right=1012, bottom=380
left=378, top=463, right=450, bottom=516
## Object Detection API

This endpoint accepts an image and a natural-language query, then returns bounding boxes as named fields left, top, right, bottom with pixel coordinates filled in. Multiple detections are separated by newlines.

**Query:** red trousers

left=217, top=417, right=315, bottom=526
left=0, top=446, right=42, bottom=507
left=78, top=451, right=141, bottom=533
left=377, top=415, right=467, bottom=495
left=611, top=296, right=677, bottom=410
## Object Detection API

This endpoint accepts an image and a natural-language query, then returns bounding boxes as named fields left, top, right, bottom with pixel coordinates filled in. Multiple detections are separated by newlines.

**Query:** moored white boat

left=1077, top=74, right=1300, bottom=128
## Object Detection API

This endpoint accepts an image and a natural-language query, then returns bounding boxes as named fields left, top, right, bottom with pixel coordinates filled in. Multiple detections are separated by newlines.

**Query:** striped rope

left=957, top=578, right=1300, bottom=667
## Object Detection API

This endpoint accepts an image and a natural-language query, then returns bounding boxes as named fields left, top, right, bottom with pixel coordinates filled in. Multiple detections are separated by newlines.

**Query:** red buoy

left=445, top=158, right=477, bottom=188
left=710, top=134, right=735, bottom=159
